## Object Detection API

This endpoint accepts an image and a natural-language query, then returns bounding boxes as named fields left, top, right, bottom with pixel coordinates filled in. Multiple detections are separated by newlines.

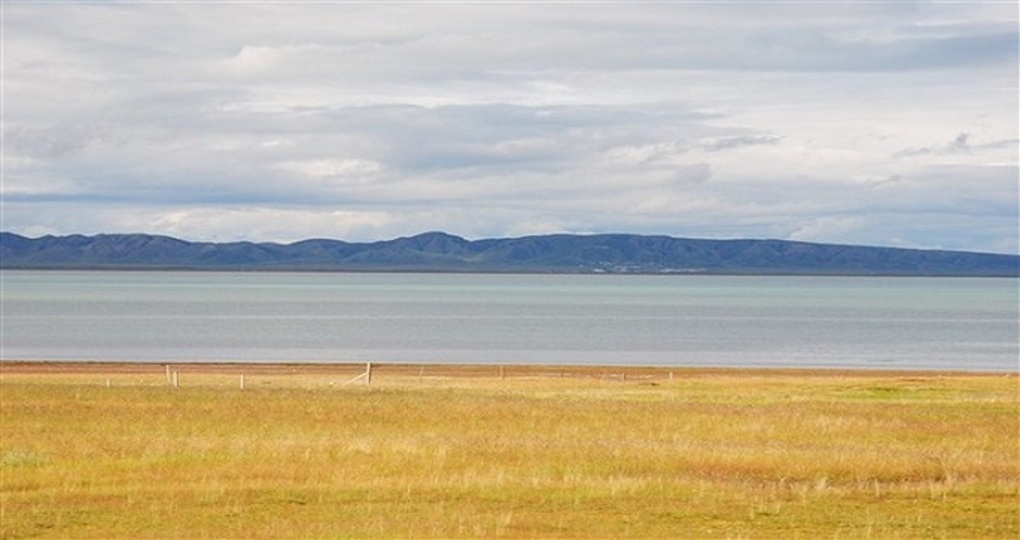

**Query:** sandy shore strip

left=0, top=359, right=1004, bottom=380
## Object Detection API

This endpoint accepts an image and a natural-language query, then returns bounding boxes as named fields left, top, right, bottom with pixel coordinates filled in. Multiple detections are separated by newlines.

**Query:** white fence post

left=345, top=362, right=374, bottom=386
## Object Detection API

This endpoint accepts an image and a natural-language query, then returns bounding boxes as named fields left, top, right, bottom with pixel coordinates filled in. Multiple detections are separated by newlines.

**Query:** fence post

left=343, top=364, right=374, bottom=386
left=173, top=371, right=180, bottom=388
left=240, top=374, right=245, bottom=390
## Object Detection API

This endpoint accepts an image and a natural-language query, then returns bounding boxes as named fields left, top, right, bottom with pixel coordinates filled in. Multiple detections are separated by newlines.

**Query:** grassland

left=1, top=362, right=1017, bottom=538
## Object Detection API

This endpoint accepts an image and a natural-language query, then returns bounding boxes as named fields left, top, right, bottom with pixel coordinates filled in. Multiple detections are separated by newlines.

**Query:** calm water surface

left=2, top=271, right=1016, bottom=371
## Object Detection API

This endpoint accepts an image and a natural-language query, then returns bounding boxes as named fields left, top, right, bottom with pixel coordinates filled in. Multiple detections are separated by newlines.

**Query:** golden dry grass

left=1, top=362, right=1017, bottom=538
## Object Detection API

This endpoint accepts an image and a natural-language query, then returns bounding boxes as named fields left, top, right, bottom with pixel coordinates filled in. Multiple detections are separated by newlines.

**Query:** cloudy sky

left=3, top=1, right=1017, bottom=253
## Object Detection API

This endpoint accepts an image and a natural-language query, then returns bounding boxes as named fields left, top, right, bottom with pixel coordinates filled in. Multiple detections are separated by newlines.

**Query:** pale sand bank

left=1, top=360, right=1005, bottom=380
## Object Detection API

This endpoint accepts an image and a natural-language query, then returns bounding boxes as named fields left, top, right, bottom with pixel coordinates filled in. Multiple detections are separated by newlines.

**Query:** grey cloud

left=209, top=20, right=1017, bottom=79
left=6, top=124, right=111, bottom=159
left=284, top=103, right=726, bottom=177
left=979, top=138, right=1020, bottom=151
left=670, top=163, right=712, bottom=186
left=894, top=132, right=1018, bottom=158
left=697, top=135, right=782, bottom=153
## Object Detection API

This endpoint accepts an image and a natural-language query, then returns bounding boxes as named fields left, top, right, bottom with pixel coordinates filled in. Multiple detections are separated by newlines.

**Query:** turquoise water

left=2, top=271, right=1016, bottom=371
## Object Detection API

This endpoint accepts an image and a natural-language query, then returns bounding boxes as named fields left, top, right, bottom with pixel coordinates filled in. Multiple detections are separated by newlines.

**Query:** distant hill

left=1, top=231, right=1017, bottom=276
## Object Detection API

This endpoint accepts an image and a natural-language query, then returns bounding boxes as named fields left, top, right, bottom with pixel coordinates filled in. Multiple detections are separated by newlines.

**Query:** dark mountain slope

left=1, top=231, right=1016, bottom=276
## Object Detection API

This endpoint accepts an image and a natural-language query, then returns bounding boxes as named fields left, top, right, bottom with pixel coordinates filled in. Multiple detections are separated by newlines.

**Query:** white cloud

left=3, top=2, right=1017, bottom=253
left=277, top=159, right=383, bottom=181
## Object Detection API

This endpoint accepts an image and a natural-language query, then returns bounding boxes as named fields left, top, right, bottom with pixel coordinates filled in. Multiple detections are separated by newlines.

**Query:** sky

left=2, top=1, right=1017, bottom=253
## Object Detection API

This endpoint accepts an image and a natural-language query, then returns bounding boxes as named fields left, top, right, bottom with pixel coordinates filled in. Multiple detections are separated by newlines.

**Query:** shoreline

left=2, top=359, right=1012, bottom=379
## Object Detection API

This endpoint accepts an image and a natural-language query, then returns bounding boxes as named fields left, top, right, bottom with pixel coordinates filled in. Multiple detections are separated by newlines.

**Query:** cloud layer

left=4, top=1, right=1017, bottom=252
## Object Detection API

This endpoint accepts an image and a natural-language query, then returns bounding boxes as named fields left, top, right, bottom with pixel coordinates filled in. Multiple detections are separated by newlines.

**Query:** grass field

left=1, top=362, right=1017, bottom=538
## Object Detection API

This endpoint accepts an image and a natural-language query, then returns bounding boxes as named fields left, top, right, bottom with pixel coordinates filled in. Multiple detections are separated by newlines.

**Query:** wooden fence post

left=344, top=363, right=374, bottom=386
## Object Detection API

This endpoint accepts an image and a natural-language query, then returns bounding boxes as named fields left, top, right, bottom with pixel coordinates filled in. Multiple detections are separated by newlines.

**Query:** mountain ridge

left=1, top=231, right=1017, bottom=276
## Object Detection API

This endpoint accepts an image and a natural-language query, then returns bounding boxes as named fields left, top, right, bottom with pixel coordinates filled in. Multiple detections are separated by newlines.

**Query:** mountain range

left=1, top=231, right=1017, bottom=276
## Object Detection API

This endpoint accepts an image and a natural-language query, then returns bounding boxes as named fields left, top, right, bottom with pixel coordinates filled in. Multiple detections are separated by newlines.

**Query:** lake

left=1, top=271, right=1016, bottom=371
